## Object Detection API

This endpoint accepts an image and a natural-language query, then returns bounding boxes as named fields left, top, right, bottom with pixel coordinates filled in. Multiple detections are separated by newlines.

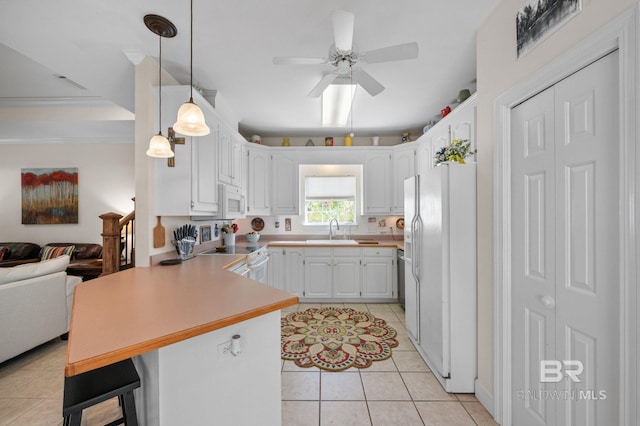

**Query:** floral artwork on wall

left=21, top=168, right=78, bottom=224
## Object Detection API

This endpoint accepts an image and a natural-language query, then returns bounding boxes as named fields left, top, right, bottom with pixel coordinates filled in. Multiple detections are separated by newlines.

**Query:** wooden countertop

left=266, top=240, right=404, bottom=250
left=65, top=255, right=298, bottom=376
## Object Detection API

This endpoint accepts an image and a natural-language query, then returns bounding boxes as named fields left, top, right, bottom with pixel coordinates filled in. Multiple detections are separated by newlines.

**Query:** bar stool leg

left=64, top=411, right=82, bottom=426
left=121, top=390, right=139, bottom=426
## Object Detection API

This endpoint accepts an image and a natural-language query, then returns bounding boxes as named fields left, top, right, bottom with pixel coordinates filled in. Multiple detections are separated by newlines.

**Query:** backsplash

left=233, top=214, right=405, bottom=238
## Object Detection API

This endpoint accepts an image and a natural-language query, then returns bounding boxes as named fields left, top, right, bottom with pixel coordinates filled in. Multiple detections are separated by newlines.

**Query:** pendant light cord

left=158, top=34, right=162, bottom=135
left=189, top=0, right=194, bottom=102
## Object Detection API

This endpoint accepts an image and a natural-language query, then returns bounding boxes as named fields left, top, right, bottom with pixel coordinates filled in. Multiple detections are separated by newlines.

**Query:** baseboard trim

left=475, top=379, right=495, bottom=418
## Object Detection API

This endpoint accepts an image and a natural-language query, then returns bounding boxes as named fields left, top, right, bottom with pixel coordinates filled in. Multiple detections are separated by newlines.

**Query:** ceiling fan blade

left=361, top=42, right=419, bottom=64
left=331, top=10, right=354, bottom=52
left=352, top=69, right=385, bottom=96
left=307, top=73, right=339, bottom=97
left=273, top=56, right=328, bottom=65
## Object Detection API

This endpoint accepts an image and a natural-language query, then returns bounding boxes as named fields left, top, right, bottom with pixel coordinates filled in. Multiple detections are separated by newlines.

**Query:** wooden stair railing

left=100, top=210, right=135, bottom=276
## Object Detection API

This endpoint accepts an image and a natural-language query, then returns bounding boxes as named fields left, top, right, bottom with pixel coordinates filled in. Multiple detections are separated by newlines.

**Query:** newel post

left=100, top=212, right=123, bottom=276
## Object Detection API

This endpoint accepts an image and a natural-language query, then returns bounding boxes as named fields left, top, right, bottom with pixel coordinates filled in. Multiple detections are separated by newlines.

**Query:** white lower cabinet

left=362, top=248, right=396, bottom=298
left=304, top=254, right=333, bottom=298
left=332, top=256, right=361, bottom=298
left=298, top=246, right=395, bottom=300
left=268, top=247, right=304, bottom=297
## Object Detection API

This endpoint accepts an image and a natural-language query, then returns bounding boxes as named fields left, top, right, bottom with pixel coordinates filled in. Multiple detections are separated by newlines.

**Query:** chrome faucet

left=328, top=218, right=340, bottom=240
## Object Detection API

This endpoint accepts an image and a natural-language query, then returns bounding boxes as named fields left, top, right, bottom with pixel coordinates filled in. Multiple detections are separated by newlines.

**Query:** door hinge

left=303, top=290, right=305, bottom=296
left=360, top=291, right=362, bottom=296
left=303, top=259, right=305, bottom=265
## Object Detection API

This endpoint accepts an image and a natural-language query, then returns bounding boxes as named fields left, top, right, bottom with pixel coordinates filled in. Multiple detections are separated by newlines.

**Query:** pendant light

left=173, top=0, right=210, bottom=136
left=145, top=15, right=178, bottom=158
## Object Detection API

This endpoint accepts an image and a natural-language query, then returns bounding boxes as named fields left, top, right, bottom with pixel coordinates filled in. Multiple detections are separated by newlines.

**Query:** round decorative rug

left=281, top=307, right=398, bottom=371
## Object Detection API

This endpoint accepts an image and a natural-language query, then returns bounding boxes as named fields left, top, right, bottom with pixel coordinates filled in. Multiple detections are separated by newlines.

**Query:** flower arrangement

left=434, top=138, right=476, bottom=166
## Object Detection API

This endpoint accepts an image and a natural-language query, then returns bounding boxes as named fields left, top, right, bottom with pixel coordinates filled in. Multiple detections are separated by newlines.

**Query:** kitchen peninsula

left=65, top=255, right=297, bottom=425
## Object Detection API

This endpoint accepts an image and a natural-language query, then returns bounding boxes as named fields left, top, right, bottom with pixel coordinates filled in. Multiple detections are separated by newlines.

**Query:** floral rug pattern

left=281, top=307, right=399, bottom=371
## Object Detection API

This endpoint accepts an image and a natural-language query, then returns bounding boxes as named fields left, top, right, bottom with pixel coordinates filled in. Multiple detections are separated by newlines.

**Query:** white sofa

left=0, top=255, right=82, bottom=364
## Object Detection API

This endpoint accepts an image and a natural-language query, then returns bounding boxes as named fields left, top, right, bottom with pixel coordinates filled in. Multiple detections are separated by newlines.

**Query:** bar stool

left=63, top=358, right=140, bottom=426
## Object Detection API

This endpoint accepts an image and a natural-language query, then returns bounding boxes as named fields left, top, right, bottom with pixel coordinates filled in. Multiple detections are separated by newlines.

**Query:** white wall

left=0, top=143, right=134, bottom=245
left=475, top=0, right=638, bottom=408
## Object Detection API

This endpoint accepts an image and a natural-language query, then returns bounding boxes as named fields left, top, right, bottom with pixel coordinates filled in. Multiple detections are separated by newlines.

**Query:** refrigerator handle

left=413, top=214, right=423, bottom=344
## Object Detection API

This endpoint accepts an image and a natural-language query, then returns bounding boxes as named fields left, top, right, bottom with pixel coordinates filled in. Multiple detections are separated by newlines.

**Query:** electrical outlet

left=217, top=340, right=231, bottom=359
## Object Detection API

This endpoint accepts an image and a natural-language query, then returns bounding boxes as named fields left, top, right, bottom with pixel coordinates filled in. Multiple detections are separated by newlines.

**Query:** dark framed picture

left=516, top=0, right=581, bottom=58
left=200, top=225, right=212, bottom=243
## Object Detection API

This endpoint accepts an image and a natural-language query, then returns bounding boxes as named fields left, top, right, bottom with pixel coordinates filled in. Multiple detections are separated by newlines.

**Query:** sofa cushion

left=0, top=246, right=8, bottom=261
left=44, top=243, right=102, bottom=260
left=0, top=242, right=40, bottom=260
left=0, top=255, right=70, bottom=285
left=41, top=245, right=75, bottom=260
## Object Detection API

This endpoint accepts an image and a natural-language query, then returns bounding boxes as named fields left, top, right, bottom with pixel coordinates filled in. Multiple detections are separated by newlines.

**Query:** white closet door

left=512, top=86, right=557, bottom=426
left=553, top=50, right=619, bottom=426
left=511, top=51, right=619, bottom=426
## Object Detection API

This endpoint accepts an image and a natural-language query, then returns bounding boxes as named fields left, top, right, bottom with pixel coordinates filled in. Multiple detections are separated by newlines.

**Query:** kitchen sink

left=305, top=239, right=358, bottom=245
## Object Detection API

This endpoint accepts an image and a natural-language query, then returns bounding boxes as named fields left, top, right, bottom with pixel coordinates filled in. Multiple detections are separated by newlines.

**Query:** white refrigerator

left=403, top=162, right=477, bottom=393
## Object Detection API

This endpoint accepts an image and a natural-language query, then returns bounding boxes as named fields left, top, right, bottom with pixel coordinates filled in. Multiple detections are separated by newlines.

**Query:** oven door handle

left=249, top=255, right=269, bottom=270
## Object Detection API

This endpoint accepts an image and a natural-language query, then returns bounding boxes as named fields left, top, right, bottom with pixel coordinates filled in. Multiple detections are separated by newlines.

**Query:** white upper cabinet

left=415, top=94, right=477, bottom=176
left=271, top=152, right=299, bottom=215
left=154, top=86, right=219, bottom=216
left=364, top=150, right=392, bottom=214
left=391, top=145, right=415, bottom=214
left=247, top=144, right=271, bottom=216
left=218, top=123, right=243, bottom=188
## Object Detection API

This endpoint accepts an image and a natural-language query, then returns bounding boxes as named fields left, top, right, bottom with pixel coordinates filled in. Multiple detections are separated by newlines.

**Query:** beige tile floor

left=0, top=302, right=498, bottom=425
left=281, top=303, right=498, bottom=426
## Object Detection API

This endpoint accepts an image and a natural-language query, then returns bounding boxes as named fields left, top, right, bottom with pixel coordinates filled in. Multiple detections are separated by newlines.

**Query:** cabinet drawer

left=305, top=248, right=332, bottom=257
left=332, top=247, right=361, bottom=257
left=361, top=248, right=395, bottom=258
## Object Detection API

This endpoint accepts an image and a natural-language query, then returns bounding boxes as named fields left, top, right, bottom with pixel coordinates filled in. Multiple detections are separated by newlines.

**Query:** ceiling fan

left=273, top=10, right=419, bottom=97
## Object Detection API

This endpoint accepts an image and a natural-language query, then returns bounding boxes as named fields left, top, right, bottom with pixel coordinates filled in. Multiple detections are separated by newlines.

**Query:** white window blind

left=304, top=176, right=356, bottom=199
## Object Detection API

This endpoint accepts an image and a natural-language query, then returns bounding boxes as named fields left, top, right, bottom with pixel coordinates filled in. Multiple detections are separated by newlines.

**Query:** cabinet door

left=230, top=136, right=243, bottom=188
left=272, top=153, right=299, bottom=214
left=284, top=248, right=304, bottom=297
left=247, top=146, right=271, bottom=215
left=364, top=151, right=392, bottom=214
left=218, top=126, right=233, bottom=185
left=392, top=146, right=415, bottom=214
left=268, top=248, right=284, bottom=290
left=304, top=257, right=331, bottom=298
left=416, top=137, right=434, bottom=175
left=333, top=257, right=361, bottom=298
left=191, top=117, right=219, bottom=213
left=362, top=257, right=394, bottom=298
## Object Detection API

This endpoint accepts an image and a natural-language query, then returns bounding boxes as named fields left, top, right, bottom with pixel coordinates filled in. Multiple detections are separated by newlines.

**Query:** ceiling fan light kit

left=173, top=0, right=210, bottom=137
left=274, top=9, right=418, bottom=99
left=144, top=14, right=177, bottom=159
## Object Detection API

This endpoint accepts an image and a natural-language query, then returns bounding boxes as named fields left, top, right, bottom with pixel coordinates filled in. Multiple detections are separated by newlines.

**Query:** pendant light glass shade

left=144, top=14, right=177, bottom=159
left=146, top=133, right=174, bottom=158
left=173, top=98, right=210, bottom=136
left=174, top=0, right=209, bottom=137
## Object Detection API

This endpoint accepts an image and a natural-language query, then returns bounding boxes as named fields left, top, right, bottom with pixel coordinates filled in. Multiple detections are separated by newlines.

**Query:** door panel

left=554, top=50, right=619, bottom=426
left=512, top=85, right=557, bottom=426
left=512, top=51, right=619, bottom=426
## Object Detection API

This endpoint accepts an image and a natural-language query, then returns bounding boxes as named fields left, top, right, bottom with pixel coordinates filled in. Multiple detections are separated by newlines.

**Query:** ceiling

left=0, top=0, right=499, bottom=143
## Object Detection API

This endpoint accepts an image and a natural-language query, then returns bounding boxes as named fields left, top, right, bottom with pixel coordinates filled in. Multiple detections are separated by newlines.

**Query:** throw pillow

left=0, top=254, right=70, bottom=285
left=0, top=246, right=8, bottom=261
left=41, top=245, right=75, bottom=260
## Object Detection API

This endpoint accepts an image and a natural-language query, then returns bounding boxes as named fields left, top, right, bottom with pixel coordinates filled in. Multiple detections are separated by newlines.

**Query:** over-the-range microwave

left=216, top=183, right=245, bottom=219
left=191, top=183, right=245, bottom=221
